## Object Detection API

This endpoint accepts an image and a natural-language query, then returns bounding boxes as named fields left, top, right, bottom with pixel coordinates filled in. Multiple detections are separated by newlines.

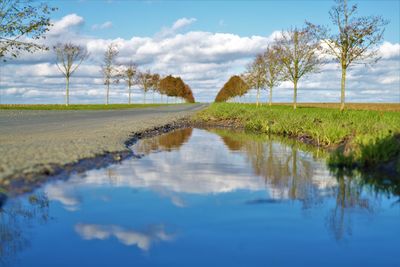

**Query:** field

left=266, top=103, right=400, bottom=112
left=0, top=103, right=185, bottom=110
left=196, top=103, right=400, bottom=173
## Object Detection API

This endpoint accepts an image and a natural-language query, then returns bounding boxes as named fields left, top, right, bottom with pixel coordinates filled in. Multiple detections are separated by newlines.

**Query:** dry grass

left=266, top=103, right=400, bottom=112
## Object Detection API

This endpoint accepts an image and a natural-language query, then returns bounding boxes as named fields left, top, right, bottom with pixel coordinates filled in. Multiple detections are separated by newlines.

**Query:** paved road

left=0, top=104, right=207, bottom=179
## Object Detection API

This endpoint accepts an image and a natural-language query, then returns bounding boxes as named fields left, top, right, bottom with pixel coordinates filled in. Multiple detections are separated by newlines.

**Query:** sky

left=0, top=0, right=399, bottom=104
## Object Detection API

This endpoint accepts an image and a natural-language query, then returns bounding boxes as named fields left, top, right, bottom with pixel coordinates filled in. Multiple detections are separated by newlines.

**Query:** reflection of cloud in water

left=45, top=129, right=339, bottom=211
left=75, top=224, right=174, bottom=251
left=45, top=181, right=82, bottom=211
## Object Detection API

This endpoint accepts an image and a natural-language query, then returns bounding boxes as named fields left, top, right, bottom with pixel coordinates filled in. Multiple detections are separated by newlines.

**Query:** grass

left=196, top=103, right=400, bottom=174
left=0, top=103, right=188, bottom=110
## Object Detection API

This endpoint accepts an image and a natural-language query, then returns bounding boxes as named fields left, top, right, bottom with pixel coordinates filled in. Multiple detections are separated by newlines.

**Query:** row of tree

left=54, top=42, right=195, bottom=105
left=0, top=1, right=195, bottom=105
left=215, top=0, right=387, bottom=111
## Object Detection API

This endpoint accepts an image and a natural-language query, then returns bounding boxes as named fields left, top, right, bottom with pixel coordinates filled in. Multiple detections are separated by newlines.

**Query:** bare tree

left=151, top=73, right=160, bottom=103
left=307, top=0, right=388, bottom=111
left=0, top=0, right=56, bottom=60
left=136, top=70, right=153, bottom=104
left=54, top=43, right=88, bottom=106
left=101, top=43, right=119, bottom=105
left=119, top=62, right=137, bottom=104
left=247, top=54, right=267, bottom=106
left=264, top=45, right=284, bottom=106
left=275, top=27, right=321, bottom=109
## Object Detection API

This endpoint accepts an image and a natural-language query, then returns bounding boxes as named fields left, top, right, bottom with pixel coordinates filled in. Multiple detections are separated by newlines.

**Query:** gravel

left=0, top=104, right=207, bottom=180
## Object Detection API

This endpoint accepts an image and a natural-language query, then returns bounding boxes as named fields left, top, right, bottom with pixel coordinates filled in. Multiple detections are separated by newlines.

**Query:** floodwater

left=1, top=128, right=399, bottom=267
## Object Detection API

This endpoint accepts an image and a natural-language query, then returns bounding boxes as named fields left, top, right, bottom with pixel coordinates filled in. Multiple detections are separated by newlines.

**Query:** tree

left=0, top=0, right=56, bottom=60
left=119, top=62, right=137, bottom=104
left=101, top=43, right=119, bottom=105
left=263, top=45, right=283, bottom=106
left=215, top=75, right=249, bottom=103
left=159, top=75, right=195, bottom=103
left=54, top=43, right=88, bottom=106
left=183, top=84, right=195, bottom=103
left=246, top=54, right=266, bottom=106
left=136, top=70, right=153, bottom=103
left=275, top=27, right=321, bottom=109
left=151, top=73, right=160, bottom=103
left=307, top=0, right=388, bottom=111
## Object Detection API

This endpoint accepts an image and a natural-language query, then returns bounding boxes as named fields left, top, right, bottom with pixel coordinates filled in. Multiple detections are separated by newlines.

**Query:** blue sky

left=1, top=0, right=399, bottom=103
left=54, top=0, right=400, bottom=41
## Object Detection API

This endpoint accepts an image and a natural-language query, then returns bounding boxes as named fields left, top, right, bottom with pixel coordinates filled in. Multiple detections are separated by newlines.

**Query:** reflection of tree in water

left=326, top=173, right=374, bottom=241
left=326, top=168, right=400, bottom=241
left=0, top=193, right=50, bottom=266
left=219, top=130, right=325, bottom=208
left=134, top=128, right=193, bottom=155
left=214, top=129, right=400, bottom=241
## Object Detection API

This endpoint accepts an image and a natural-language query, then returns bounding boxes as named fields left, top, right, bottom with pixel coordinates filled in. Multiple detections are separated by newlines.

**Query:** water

left=1, top=128, right=399, bottom=266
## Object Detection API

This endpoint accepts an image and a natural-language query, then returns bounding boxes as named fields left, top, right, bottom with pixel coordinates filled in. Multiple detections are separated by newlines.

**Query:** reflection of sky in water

left=2, top=128, right=399, bottom=267
left=45, top=129, right=337, bottom=211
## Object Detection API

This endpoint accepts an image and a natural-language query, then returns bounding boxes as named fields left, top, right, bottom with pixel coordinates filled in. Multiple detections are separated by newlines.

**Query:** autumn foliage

left=215, top=75, right=249, bottom=102
left=159, top=75, right=195, bottom=103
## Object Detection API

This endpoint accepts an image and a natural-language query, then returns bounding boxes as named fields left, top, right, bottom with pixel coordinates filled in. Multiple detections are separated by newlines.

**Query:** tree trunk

left=128, top=85, right=131, bottom=104
left=293, top=80, right=298, bottom=110
left=269, top=86, right=273, bottom=106
left=65, top=76, right=70, bottom=106
left=256, top=87, right=260, bottom=106
left=106, top=83, right=109, bottom=105
left=290, top=147, right=298, bottom=198
left=340, top=67, right=347, bottom=111
left=143, top=91, right=146, bottom=104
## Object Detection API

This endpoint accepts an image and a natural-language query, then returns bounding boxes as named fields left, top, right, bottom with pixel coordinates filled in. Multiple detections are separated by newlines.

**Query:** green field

left=196, top=103, right=400, bottom=174
left=0, top=103, right=187, bottom=110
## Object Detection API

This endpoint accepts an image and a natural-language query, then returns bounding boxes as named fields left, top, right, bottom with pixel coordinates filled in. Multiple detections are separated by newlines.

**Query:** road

left=0, top=104, right=207, bottom=180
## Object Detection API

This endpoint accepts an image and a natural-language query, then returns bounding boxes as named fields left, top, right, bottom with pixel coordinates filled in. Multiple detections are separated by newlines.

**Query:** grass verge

left=0, top=103, right=187, bottom=110
left=195, top=103, right=400, bottom=175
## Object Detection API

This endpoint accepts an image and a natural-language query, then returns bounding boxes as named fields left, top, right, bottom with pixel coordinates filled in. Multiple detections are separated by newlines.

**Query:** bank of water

left=1, top=128, right=399, bottom=266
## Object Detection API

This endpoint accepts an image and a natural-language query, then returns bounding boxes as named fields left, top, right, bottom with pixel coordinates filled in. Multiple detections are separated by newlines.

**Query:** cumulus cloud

left=92, top=21, right=113, bottom=30
left=48, top=13, right=84, bottom=36
left=0, top=13, right=399, bottom=103
left=379, top=42, right=400, bottom=59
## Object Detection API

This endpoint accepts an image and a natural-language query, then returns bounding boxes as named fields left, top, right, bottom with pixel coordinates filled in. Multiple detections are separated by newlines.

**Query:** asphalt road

left=0, top=104, right=207, bottom=180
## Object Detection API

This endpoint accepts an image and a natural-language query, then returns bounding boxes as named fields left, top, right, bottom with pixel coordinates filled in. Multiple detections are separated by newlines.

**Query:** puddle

left=1, top=128, right=399, bottom=266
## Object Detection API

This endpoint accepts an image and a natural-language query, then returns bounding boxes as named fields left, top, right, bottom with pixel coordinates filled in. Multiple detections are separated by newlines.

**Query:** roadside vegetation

left=196, top=103, right=400, bottom=175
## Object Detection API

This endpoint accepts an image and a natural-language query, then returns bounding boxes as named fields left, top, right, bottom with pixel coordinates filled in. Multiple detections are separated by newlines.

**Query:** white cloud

left=157, top=17, right=197, bottom=38
left=48, top=14, right=84, bottom=36
left=172, top=17, right=196, bottom=31
left=92, top=21, right=113, bottom=30
left=379, top=42, right=400, bottom=59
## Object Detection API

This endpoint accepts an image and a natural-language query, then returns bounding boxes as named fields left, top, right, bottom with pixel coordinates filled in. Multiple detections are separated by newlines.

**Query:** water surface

left=1, top=128, right=399, bottom=266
